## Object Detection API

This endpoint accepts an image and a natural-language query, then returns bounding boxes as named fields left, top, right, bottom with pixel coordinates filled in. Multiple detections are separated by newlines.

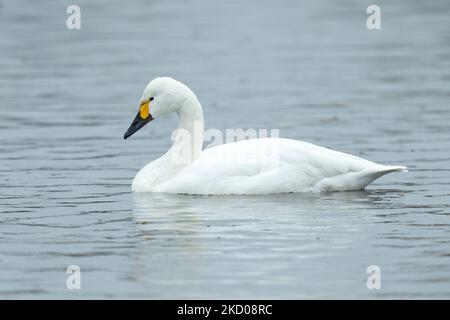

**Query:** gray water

left=0, top=0, right=450, bottom=299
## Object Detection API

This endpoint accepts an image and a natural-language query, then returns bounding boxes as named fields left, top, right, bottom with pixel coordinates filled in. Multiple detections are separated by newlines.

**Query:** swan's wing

left=157, top=138, right=402, bottom=194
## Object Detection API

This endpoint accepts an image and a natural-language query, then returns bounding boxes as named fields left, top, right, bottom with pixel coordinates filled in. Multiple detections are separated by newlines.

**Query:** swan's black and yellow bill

left=124, top=101, right=153, bottom=139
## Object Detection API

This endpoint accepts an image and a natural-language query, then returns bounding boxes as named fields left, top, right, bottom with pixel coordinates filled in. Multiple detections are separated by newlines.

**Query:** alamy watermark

left=66, top=265, right=81, bottom=290
left=366, top=265, right=381, bottom=290
left=167, top=124, right=281, bottom=174
left=366, top=5, right=381, bottom=30
left=66, top=5, right=81, bottom=30
left=65, top=5, right=381, bottom=32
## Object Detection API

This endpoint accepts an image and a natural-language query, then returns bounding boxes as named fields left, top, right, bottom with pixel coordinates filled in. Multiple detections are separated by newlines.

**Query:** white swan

left=124, top=77, right=407, bottom=194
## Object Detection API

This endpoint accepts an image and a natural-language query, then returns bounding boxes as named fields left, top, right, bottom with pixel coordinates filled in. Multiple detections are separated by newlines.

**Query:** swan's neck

left=166, top=94, right=204, bottom=166
left=132, top=87, right=205, bottom=192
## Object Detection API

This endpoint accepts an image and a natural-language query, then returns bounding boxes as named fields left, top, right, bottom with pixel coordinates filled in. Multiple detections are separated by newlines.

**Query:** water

left=0, top=0, right=449, bottom=298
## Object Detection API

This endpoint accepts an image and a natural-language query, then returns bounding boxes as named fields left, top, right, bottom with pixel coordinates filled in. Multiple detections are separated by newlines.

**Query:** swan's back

left=154, top=138, right=406, bottom=194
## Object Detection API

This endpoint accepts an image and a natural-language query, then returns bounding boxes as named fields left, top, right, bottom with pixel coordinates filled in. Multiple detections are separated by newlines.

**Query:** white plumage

left=125, top=77, right=406, bottom=195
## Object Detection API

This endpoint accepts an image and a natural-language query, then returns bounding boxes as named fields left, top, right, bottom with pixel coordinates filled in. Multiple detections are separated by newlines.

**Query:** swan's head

left=124, top=77, right=193, bottom=139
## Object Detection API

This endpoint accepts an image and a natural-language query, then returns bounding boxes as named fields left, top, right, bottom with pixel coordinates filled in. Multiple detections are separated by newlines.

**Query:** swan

left=124, top=77, right=407, bottom=194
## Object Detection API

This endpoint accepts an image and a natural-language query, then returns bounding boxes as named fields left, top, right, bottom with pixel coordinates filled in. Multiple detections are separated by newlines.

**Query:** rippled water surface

left=1, top=0, right=450, bottom=298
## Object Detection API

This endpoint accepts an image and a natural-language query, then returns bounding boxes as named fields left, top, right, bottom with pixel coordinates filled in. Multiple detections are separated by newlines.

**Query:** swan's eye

left=149, top=97, right=154, bottom=101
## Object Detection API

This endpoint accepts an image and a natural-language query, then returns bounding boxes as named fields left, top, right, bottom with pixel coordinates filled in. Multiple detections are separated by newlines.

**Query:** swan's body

left=125, top=77, right=406, bottom=195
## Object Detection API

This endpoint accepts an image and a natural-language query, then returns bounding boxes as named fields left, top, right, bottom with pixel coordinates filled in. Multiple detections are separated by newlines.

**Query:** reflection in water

left=131, top=190, right=385, bottom=237
left=127, top=190, right=416, bottom=299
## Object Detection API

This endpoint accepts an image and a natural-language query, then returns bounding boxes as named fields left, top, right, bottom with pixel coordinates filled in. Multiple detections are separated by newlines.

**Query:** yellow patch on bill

left=139, top=101, right=150, bottom=119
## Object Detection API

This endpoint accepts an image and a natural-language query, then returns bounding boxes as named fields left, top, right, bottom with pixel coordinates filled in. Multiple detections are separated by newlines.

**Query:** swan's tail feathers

left=376, top=165, right=408, bottom=174
left=357, top=165, right=408, bottom=189
left=312, top=165, right=408, bottom=192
